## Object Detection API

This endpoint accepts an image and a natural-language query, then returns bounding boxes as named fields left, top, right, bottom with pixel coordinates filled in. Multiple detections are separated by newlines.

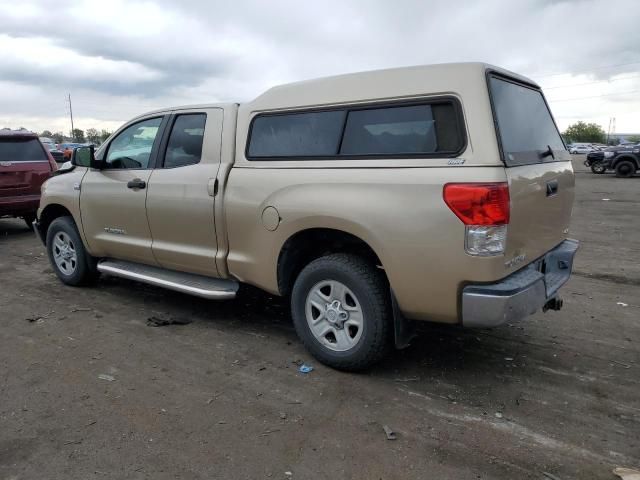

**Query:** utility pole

left=612, top=117, right=616, bottom=145
left=68, top=94, right=75, bottom=141
left=607, top=118, right=612, bottom=145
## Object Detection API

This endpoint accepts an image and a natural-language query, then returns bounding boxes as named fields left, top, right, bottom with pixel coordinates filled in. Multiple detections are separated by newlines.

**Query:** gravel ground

left=1, top=156, right=638, bottom=479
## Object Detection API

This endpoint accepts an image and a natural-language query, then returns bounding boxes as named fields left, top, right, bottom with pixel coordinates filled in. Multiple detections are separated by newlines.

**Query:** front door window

left=105, top=117, right=162, bottom=169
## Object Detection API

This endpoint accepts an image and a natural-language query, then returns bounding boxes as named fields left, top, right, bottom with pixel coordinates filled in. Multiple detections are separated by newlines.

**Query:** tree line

left=39, top=128, right=112, bottom=145
left=563, top=121, right=640, bottom=145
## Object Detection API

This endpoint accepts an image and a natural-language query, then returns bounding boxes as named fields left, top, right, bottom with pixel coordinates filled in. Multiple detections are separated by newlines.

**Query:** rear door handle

left=127, top=178, right=146, bottom=189
left=546, top=180, right=558, bottom=197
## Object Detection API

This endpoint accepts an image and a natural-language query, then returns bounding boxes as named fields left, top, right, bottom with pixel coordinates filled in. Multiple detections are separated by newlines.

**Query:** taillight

left=443, top=183, right=510, bottom=256
left=46, top=151, right=58, bottom=172
left=443, top=183, right=510, bottom=225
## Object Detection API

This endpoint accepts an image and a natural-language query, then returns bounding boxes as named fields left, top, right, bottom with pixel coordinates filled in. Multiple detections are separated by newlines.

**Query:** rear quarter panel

left=224, top=63, right=570, bottom=323
left=225, top=166, right=514, bottom=323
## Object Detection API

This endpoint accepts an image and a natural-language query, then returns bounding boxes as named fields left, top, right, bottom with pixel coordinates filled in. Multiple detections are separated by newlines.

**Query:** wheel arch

left=277, top=227, right=385, bottom=297
left=37, top=204, right=75, bottom=245
left=612, top=155, right=639, bottom=169
left=278, top=227, right=416, bottom=350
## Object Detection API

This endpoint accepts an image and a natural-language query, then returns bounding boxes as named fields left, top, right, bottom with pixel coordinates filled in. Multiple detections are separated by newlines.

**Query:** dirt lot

left=1, top=156, right=638, bottom=479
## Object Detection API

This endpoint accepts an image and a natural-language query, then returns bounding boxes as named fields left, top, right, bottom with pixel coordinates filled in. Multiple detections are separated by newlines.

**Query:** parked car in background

left=584, top=150, right=608, bottom=174
left=0, top=129, right=58, bottom=228
left=59, top=143, right=84, bottom=161
left=592, top=143, right=640, bottom=178
left=39, top=137, right=65, bottom=163
left=569, top=143, right=595, bottom=154
left=35, top=63, right=578, bottom=370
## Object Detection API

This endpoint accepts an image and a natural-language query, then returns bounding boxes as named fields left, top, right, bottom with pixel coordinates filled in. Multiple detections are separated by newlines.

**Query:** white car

left=569, top=145, right=595, bottom=154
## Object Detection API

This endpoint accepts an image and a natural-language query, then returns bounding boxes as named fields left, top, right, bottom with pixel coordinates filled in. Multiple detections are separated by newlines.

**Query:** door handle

left=207, top=178, right=219, bottom=197
left=127, top=178, right=146, bottom=189
left=546, top=180, right=558, bottom=197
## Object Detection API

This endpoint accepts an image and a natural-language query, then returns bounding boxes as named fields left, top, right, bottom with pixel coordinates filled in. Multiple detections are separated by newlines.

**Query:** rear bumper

left=0, top=194, right=40, bottom=216
left=461, top=239, right=579, bottom=328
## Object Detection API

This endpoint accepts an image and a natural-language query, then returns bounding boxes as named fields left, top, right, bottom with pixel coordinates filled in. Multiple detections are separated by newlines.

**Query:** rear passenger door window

left=163, top=114, right=207, bottom=168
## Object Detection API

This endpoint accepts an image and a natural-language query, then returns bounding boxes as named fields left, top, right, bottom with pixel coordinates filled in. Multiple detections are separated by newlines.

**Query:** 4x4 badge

left=447, top=158, right=465, bottom=165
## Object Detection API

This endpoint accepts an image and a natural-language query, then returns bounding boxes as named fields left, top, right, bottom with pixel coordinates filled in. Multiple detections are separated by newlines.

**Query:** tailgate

left=488, top=72, right=575, bottom=265
left=0, top=136, right=51, bottom=197
left=0, top=161, right=50, bottom=197
left=505, top=161, right=574, bottom=263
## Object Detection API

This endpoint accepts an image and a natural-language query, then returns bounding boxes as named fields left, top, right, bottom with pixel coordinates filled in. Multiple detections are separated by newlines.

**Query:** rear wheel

left=615, top=160, right=636, bottom=178
left=291, top=253, right=391, bottom=371
left=46, top=216, right=97, bottom=286
left=590, top=163, right=606, bottom=174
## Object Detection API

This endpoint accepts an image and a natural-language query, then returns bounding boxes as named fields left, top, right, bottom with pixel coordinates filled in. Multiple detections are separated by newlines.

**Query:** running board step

left=97, top=259, right=238, bottom=299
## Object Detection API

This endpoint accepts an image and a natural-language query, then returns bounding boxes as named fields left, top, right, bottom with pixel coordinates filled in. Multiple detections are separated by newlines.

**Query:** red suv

left=0, top=129, right=58, bottom=228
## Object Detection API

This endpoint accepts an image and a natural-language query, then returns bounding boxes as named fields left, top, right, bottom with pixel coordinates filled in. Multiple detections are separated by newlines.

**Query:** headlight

left=604, top=151, right=615, bottom=158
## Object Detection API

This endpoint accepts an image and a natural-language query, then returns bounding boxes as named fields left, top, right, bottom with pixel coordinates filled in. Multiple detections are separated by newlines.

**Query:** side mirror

left=71, top=146, right=101, bottom=169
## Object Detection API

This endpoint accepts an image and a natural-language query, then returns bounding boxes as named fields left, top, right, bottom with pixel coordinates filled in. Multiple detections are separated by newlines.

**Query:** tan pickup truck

left=35, top=63, right=578, bottom=370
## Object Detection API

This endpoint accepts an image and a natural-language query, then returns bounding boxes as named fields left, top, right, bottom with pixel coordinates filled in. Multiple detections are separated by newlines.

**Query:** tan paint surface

left=146, top=108, right=224, bottom=276
left=80, top=168, right=157, bottom=265
left=38, top=168, right=88, bottom=243
left=224, top=166, right=512, bottom=323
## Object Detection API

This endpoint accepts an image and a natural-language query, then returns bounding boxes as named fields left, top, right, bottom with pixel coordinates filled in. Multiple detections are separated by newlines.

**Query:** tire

left=46, top=216, right=98, bottom=286
left=615, top=160, right=636, bottom=178
left=23, top=212, right=36, bottom=229
left=291, top=253, right=391, bottom=371
left=590, top=163, right=606, bottom=174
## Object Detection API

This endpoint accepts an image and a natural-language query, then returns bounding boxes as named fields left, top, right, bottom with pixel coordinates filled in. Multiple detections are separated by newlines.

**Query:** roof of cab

left=0, top=128, right=38, bottom=138
left=243, top=62, right=538, bottom=113
left=129, top=102, right=238, bottom=122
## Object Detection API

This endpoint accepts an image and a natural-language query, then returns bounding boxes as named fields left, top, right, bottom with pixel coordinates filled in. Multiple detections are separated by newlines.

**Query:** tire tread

left=46, top=216, right=98, bottom=286
left=291, top=253, right=391, bottom=371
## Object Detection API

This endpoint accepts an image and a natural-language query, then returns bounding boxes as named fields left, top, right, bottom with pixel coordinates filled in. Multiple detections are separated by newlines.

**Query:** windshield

left=489, top=75, right=565, bottom=166
left=0, top=138, right=48, bottom=162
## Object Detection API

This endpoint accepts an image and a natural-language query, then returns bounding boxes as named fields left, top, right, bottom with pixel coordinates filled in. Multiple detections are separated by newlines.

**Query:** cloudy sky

left=1, top=0, right=639, bottom=136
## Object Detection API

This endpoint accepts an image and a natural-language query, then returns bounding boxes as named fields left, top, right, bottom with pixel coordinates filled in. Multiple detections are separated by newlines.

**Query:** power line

left=542, top=73, right=640, bottom=90
left=547, top=89, right=640, bottom=102
left=531, top=60, right=640, bottom=79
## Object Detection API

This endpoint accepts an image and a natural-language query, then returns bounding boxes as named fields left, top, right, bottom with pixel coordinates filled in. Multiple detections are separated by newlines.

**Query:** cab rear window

left=247, top=100, right=465, bottom=159
left=489, top=75, right=565, bottom=167
left=0, top=138, right=48, bottom=162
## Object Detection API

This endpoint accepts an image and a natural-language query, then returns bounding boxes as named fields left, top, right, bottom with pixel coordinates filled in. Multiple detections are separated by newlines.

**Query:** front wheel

left=591, top=163, right=606, bottom=174
left=291, top=253, right=391, bottom=371
left=46, top=216, right=98, bottom=286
